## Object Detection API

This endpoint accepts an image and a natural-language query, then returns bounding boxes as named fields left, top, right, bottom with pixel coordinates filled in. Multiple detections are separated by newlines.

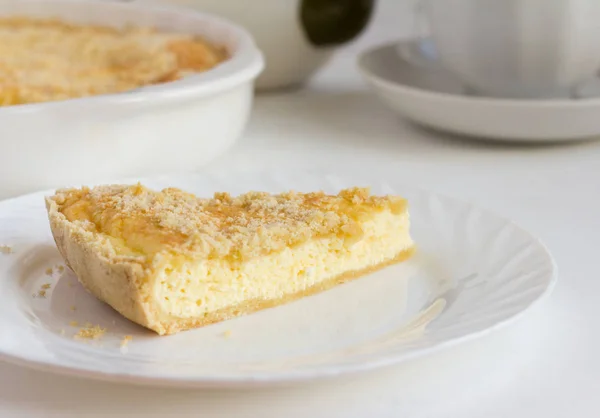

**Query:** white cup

left=422, top=0, right=600, bottom=98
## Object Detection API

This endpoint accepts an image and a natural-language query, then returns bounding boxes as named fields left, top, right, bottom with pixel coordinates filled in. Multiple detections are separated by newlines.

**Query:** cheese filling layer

left=153, top=210, right=413, bottom=319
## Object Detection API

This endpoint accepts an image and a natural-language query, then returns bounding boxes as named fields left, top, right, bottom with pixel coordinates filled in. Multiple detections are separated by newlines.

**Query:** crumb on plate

left=120, top=335, right=133, bottom=347
left=75, top=325, right=106, bottom=340
left=222, top=330, right=232, bottom=338
left=41, top=283, right=51, bottom=290
left=69, top=320, right=79, bottom=327
left=45, top=267, right=54, bottom=276
left=0, top=245, right=13, bottom=254
left=37, top=289, right=47, bottom=298
left=57, top=265, right=65, bottom=273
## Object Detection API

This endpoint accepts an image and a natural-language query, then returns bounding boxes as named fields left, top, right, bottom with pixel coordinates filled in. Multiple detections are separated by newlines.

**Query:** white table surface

left=2, top=1, right=599, bottom=417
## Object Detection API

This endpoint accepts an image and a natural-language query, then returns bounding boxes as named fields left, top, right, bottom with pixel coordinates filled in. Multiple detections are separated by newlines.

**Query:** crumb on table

left=75, top=325, right=106, bottom=340
left=0, top=245, right=13, bottom=254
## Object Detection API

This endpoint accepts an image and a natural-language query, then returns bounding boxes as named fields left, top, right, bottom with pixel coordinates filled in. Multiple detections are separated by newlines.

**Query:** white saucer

left=0, top=170, right=556, bottom=388
left=358, top=40, right=600, bottom=142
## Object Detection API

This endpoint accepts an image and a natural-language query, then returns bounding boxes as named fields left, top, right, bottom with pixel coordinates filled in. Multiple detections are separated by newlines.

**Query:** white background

left=1, top=0, right=599, bottom=416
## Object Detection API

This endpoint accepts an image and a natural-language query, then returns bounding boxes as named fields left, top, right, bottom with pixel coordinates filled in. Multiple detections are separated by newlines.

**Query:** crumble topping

left=0, top=17, right=226, bottom=105
left=52, top=184, right=408, bottom=263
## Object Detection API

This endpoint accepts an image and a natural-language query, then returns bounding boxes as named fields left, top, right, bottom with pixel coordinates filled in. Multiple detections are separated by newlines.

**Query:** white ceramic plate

left=358, top=40, right=600, bottom=142
left=0, top=171, right=556, bottom=387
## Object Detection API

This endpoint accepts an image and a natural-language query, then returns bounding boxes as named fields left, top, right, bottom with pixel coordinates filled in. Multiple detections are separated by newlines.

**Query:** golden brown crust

left=155, top=247, right=415, bottom=335
left=46, top=196, right=162, bottom=331
left=0, top=17, right=226, bottom=105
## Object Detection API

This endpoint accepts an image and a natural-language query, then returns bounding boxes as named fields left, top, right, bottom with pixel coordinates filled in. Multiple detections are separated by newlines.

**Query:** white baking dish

left=0, top=0, right=264, bottom=199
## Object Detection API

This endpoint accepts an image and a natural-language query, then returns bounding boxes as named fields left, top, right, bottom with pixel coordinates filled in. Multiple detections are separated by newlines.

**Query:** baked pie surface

left=46, top=184, right=414, bottom=335
left=0, top=18, right=226, bottom=105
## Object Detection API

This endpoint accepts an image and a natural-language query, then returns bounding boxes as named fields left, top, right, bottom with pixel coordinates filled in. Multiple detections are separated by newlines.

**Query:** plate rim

left=0, top=170, right=558, bottom=388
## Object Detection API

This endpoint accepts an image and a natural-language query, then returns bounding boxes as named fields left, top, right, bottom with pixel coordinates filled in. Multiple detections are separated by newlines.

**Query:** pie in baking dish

left=0, top=17, right=226, bottom=105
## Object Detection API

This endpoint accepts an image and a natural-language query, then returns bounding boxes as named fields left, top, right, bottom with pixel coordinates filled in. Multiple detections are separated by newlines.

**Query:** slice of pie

left=45, top=184, right=414, bottom=335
